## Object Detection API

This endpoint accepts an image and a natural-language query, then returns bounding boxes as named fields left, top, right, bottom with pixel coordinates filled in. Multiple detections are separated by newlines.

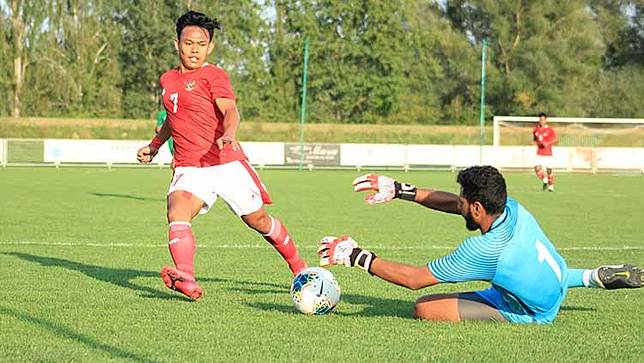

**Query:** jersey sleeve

left=208, top=68, right=236, bottom=101
left=427, top=235, right=502, bottom=283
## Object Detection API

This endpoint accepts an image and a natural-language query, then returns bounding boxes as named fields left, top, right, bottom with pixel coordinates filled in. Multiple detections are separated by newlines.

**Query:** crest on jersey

left=184, top=81, right=196, bottom=91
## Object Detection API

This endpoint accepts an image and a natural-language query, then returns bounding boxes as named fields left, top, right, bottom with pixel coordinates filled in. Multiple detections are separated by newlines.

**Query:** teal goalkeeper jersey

left=428, top=198, right=568, bottom=317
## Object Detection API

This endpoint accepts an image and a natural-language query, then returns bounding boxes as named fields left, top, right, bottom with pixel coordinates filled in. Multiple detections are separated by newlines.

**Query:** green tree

left=0, top=10, right=11, bottom=116
left=588, top=1, right=643, bottom=67
left=20, top=0, right=123, bottom=117
left=4, top=0, right=49, bottom=117
left=116, top=0, right=181, bottom=118
left=586, top=65, right=644, bottom=117
left=198, top=0, right=273, bottom=121
left=402, top=1, right=481, bottom=124
left=279, top=0, right=409, bottom=124
left=446, top=0, right=605, bottom=116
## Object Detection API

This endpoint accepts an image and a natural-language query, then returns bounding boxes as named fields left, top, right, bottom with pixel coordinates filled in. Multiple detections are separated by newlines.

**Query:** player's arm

left=215, top=97, right=241, bottom=151
left=370, top=258, right=439, bottom=290
left=137, top=118, right=171, bottom=163
left=352, top=174, right=461, bottom=214
left=318, top=236, right=439, bottom=290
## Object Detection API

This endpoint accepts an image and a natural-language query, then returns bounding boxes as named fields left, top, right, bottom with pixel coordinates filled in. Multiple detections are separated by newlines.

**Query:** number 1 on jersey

left=535, top=240, right=562, bottom=282
left=170, top=92, right=179, bottom=113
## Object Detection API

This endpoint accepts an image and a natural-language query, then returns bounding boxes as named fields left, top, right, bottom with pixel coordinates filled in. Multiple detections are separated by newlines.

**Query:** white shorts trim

left=167, top=161, right=269, bottom=216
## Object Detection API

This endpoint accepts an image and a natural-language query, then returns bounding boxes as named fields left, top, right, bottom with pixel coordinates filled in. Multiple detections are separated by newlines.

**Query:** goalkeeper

left=318, top=166, right=642, bottom=324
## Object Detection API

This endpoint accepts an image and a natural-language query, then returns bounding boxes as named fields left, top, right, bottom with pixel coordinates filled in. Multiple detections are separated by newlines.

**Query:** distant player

left=136, top=11, right=306, bottom=300
left=533, top=113, right=557, bottom=191
left=318, top=166, right=642, bottom=324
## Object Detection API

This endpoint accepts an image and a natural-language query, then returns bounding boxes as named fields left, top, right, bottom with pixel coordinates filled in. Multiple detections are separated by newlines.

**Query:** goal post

left=492, top=116, right=644, bottom=147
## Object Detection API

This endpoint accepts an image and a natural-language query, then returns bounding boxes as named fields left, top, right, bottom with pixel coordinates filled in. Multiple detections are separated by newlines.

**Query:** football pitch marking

left=1, top=240, right=642, bottom=251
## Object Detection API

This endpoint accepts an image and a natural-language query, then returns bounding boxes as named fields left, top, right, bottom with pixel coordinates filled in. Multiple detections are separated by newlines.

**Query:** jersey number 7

left=170, top=92, right=179, bottom=113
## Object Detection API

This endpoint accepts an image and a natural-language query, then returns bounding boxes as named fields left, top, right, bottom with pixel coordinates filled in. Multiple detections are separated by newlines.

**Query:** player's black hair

left=176, top=11, right=222, bottom=42
left=457, top=165, right=507, bottom=215
left=538, top=112, right=547, bottom=118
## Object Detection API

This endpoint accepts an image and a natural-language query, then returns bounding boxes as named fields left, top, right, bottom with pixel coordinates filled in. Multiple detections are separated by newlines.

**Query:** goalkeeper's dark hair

left=457, top=166, right=507, bottom=215
left=539, top=112, right=547, bottom=118
left=176, top=11, right=221, bottom=42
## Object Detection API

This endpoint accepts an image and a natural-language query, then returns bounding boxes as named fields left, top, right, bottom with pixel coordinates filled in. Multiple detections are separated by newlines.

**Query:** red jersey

left=533, top=124, right=556, bottom=156
left=159, top=64, right=247, bottom=167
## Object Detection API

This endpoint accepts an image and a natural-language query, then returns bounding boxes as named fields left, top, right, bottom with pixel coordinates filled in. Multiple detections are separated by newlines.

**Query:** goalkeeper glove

left=318, top=236, right=377, bottom=274
left=352, top=174, right=417, bottom=204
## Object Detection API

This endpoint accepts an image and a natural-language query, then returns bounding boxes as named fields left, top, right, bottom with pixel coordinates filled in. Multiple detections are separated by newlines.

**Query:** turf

left=0, top=167, right=642, bottom=362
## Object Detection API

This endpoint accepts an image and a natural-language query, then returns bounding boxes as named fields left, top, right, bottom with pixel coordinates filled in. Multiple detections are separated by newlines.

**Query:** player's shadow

left=0, top=305, right=157, bottom=363
left=4, top=252, right=222, bottom=301
left=90, top=192, right=164, bottom=202
left=238, top=282, right=413, bottom=318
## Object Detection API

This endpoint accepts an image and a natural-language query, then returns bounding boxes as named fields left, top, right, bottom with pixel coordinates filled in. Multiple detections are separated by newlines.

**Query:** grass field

left=1, top=167, right=642, bottom=362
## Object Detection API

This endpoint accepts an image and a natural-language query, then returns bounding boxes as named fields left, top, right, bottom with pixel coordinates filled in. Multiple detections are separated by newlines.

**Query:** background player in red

left=533, top=113, right=557, bottom=191
left=136, top=11, right=306, bottom=300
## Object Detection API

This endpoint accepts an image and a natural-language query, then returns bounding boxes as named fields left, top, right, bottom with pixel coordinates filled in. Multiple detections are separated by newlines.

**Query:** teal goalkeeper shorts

left=475, top=285, right=567, bottom=324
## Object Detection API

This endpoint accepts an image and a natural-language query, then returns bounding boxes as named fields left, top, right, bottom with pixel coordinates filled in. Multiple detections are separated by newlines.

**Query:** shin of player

left=547, top=170, right=555, bottom=191
left=243, top=209, right=306, bottom=275
left=262, top=216, right=306, bottom=275
left=168, top=221, right=196, bottom=276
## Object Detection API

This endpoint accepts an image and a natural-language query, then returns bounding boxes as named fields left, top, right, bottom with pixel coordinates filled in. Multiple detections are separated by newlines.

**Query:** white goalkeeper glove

left=352, top=174, right=417, bottom=205
left=318, top=236, right=377, bottom=274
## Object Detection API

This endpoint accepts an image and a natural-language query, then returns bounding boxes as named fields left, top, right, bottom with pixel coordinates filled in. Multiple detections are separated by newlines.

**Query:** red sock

left=536, top=170, right=546, bottom=181
left=547, top=174, right=555, bottom=186
left=168, top=222, right=196, bottom=277
left=262, top=217, right=306, bottom=274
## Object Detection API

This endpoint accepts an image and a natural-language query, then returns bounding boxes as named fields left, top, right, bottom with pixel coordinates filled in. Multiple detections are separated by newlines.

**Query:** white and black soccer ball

left=290, top=267, right=340, bottom=315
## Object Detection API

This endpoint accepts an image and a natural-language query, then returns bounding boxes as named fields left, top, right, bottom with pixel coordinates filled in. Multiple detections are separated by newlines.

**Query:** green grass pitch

left=0, top=167, right=642, bottom=362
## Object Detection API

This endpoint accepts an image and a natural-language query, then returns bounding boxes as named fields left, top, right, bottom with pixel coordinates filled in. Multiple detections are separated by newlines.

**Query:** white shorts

left=534, top=155, right=553, bottom=169
left=168, top=160, right=272, bottom=216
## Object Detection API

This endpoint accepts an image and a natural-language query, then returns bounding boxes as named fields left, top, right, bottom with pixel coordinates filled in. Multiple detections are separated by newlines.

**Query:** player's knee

left=167, top=205, right=193, bottom=223
left=413, top=295, right=460, bottom=322
left=242, top=210, right=272, bottom=234
left=413, top=297, right=433, bottom=320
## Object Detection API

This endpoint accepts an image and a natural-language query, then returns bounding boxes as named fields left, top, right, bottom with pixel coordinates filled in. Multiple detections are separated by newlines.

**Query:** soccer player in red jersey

left=533, top=113, right=557, bottom=191
left=136, top=11, right=306, bottom=300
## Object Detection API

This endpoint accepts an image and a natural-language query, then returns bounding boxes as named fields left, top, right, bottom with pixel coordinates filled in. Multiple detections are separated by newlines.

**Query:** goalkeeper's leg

left=243, top=209, right=307, bottom=276
left=568, top=266, right=643, bottom=289
left=414, top=292, right=507, bottom=323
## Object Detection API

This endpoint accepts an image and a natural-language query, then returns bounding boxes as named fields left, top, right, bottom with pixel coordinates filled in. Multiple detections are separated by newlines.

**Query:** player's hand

left=136, top=145, right=159, bottom=164
left=352, top=174, right=417, bottom=205
left=318, top=236, right=376, bottom=274
left=216, top=134, right=240, bottom=151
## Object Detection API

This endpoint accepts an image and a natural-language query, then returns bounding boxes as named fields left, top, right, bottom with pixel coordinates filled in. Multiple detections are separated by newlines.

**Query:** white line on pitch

left=0, top=241, right=642, bottom=251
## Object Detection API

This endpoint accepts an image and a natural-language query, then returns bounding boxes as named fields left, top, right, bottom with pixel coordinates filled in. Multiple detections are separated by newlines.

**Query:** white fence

left=2, top=138, right=644, bottom=172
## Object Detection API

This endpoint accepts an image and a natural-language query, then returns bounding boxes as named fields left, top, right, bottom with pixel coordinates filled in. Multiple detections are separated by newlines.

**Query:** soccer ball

left=290, top=267, right=341, bottom=315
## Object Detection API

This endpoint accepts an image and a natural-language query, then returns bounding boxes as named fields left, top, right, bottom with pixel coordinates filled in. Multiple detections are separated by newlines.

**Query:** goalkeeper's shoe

left=161, top=266, right=203, bottom=300
left=592, top=264, right=643, bottom=289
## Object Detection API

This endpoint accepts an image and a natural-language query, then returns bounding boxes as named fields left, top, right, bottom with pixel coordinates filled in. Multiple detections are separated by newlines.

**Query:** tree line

left=1, top=0, right=642, bottom=124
